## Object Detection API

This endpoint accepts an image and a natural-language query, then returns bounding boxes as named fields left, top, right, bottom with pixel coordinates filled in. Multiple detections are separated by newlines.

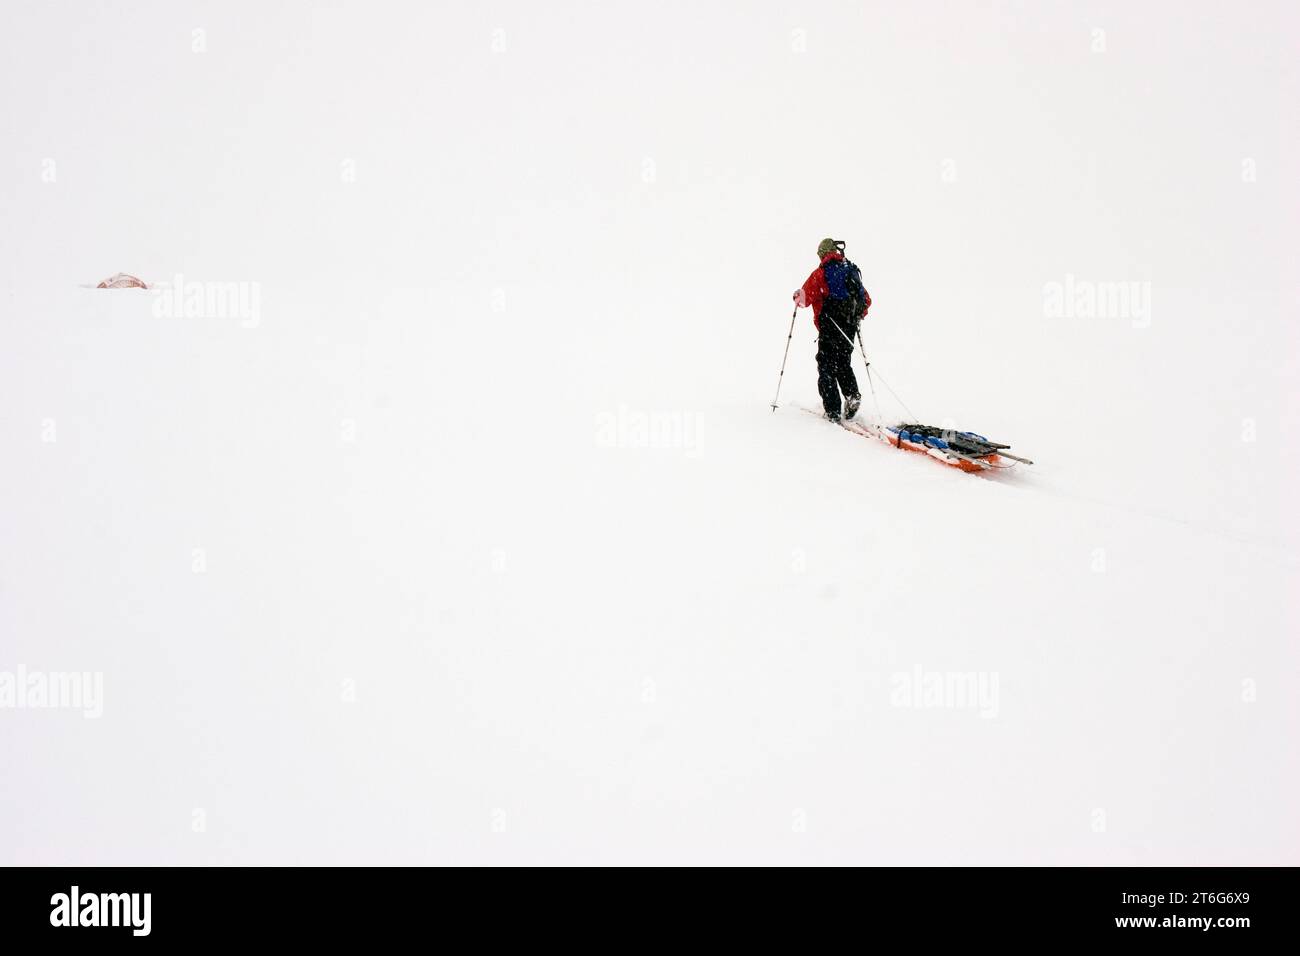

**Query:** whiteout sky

left=1, top=1, right=1297, bottom=864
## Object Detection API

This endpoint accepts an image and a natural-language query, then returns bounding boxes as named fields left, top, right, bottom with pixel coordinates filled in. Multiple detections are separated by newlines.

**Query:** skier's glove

left=792, top=289, right=808, bottom=307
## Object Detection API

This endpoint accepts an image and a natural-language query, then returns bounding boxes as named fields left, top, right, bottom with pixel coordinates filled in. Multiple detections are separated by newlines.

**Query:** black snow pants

left=816, top=300, right=860, bottom=419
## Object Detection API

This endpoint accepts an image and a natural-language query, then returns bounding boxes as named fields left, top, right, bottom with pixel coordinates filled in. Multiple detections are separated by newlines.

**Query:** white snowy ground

left=2, top=2, right=1297, bottom=864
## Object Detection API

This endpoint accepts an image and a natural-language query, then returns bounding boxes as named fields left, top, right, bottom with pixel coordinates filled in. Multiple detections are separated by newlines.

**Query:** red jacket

left=795, top=253, right=871, bottom=330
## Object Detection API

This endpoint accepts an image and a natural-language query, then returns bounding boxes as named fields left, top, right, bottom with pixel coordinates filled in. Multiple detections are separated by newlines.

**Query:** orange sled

left=842, top=419, right=1033, bottom=472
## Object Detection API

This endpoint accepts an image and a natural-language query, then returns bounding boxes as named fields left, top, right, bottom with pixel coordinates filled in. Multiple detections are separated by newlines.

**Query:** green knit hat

left=817, top=238, right=844, bottom=258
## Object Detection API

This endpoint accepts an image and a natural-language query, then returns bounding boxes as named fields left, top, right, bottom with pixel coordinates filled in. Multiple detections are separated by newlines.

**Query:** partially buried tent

left=96, top=272, right=148, bottom=289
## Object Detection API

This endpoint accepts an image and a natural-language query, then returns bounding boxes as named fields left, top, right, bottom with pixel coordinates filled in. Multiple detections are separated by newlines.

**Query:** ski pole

left=770, top=306, right=798, bottom=411
left=859, top=330, right=883, bottom=423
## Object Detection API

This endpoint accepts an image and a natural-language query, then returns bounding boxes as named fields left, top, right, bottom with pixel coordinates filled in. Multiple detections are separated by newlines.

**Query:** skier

left=793, top=238, right=871, bottom=422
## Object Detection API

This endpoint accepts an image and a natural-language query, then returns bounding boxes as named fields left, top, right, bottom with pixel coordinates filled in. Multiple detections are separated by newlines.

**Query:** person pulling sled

left=793, top=238, right=871, bottom=422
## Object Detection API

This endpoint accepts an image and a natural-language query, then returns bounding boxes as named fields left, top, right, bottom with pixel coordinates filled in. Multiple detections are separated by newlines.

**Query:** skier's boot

left=826, top=411, right=842, bottom=424
left=844, top=395, right=862, bottom=421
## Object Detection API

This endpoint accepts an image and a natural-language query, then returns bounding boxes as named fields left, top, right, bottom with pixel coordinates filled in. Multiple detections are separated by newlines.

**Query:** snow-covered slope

left=2, top=1, right=1296, bottom=864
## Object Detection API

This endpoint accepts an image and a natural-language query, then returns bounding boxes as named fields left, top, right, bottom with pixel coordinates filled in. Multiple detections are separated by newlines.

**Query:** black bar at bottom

left=0, top=866, right=1293, bottom=943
